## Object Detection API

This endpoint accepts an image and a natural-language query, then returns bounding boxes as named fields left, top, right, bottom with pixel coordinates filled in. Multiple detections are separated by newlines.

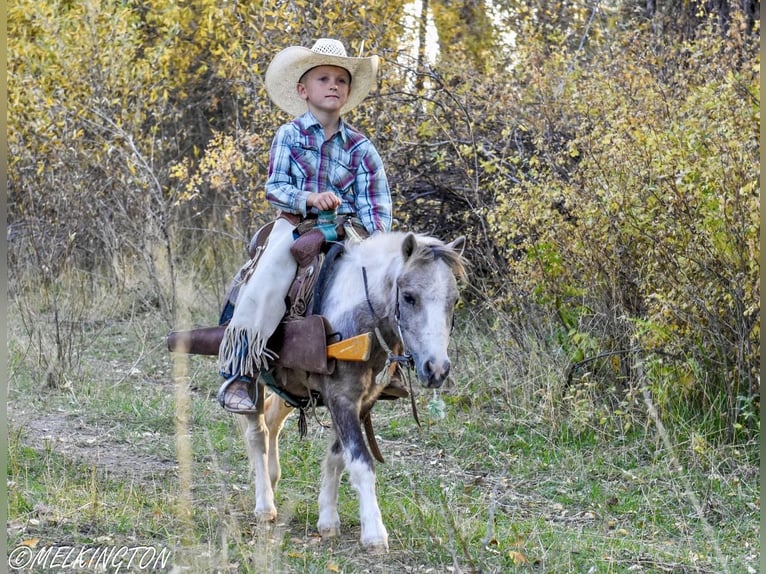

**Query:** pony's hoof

left=361, top=538, right=389, bottom=553
left=255, top=509, right=277, bottom=523
left=318, top=525, right=341, bottom=539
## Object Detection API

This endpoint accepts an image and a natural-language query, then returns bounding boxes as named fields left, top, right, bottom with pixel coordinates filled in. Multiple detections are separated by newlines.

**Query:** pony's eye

left=402, top=292, right=417, bottom=306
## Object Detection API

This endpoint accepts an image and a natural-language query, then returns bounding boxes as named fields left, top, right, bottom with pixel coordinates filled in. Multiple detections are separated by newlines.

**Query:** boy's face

left=297, top=65, right=351, bottom=115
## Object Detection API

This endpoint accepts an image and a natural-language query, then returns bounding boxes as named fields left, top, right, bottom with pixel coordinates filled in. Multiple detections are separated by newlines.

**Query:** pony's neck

left=322, top=233, right=405, bottom=340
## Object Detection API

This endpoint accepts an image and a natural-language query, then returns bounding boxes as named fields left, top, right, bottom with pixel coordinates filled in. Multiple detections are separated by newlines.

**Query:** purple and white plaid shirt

left=265, top=111, right=392, bottom=234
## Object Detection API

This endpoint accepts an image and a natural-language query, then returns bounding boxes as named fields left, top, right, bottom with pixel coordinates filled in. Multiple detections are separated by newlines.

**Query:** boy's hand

left=307, top=191, right=342, bottom=211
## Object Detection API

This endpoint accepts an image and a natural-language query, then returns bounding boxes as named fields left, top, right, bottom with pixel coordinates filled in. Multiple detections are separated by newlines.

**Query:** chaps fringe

left=218, top=326, right=277, bottom=378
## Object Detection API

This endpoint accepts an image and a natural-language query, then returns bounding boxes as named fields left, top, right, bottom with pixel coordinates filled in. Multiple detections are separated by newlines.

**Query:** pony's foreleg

left=317, top=439, right=344, bottom=539
left=240, top=384, right=290, bottom=522
left=347, top=450, right=389, bottom=552
left=263, top=393, right=293, bottom=492
left=325, top=397, right=389, bottom=552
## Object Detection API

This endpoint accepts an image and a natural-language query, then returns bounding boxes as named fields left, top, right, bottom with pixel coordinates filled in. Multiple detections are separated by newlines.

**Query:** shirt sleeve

left=265, top=124, right=311, bottom=216
left=354, top=144, right=392, bottom=233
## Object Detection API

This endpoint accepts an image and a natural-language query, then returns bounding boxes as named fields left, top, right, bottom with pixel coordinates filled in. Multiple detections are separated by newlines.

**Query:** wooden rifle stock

left=325, top=332, right=372, bottom=361
left=167, top=326, right=372, bottom=362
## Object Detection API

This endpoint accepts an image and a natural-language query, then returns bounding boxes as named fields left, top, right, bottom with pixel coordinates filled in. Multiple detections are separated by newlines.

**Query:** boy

left=218, top=39, right=392, bottom=412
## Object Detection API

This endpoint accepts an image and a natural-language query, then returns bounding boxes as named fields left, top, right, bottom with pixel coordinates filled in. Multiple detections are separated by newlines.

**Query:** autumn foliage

left=8, top=0, right=759, bottom=440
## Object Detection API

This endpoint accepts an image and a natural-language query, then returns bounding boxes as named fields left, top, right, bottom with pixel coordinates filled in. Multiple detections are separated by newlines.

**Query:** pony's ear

left=447, top=236, right=466, bottom=256
left=402, top=232, right=418, bottom=261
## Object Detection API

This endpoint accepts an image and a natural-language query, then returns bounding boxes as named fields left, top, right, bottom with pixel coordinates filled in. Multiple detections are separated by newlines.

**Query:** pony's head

left=395, top=233, right=467, bottom=388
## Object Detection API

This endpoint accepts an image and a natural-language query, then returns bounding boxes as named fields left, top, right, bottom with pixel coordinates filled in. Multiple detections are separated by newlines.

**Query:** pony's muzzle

left=421, top=357, right=451, bottom=388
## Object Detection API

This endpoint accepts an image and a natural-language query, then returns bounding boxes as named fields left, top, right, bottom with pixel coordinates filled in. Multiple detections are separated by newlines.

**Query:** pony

left=240, top=231, right=467, bottom=552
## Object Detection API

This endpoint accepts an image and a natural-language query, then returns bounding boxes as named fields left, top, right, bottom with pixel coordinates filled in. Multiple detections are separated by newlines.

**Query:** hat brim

left=265, top=46, right=378, bottom=117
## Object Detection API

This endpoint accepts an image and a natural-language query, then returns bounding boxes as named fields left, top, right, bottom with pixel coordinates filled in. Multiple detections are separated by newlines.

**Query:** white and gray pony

left=241, top=231, right=467, bottom=552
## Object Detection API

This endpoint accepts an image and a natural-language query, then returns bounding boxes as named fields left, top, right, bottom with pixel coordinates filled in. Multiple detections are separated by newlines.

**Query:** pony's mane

left=407, top=237, right=468, bottom=280
left=349, top=232, right=467, bottom=280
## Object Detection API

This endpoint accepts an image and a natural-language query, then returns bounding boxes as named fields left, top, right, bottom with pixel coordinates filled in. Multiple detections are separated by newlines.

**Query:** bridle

left=362, top=265, right=423, bottom=426
left=361, top=266, right=415, bottom=373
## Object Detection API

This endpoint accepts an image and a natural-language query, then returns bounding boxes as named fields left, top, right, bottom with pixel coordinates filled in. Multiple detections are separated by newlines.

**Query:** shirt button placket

left=318, top=139, right=331, bottom=195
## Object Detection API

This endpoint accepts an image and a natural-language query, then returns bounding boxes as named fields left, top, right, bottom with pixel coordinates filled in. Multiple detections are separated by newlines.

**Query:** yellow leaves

left=416, top=120, right=437, bottom=139
left=169, top=160, right=189, bottom=182
left=21, top=538, right=40, bottom=548
left=691, top=432, right=710, bottom=459
left=170, top=128, right=267, bottom=218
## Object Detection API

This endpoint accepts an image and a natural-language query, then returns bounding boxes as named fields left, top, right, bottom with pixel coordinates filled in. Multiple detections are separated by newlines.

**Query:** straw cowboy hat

left=265, top=38, right=379, bottom=117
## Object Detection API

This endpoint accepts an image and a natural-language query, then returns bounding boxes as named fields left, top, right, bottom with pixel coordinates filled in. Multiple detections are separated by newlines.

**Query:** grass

left=6, top=298, right=760, bottom=573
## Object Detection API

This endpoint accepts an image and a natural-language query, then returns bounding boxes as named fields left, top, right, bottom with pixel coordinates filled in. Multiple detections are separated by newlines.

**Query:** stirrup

left=217, top=375, right=259, bottom=414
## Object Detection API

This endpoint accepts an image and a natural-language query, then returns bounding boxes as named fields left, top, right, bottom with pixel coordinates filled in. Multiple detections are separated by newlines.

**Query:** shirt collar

left=297, top=111, right=349, bottom=143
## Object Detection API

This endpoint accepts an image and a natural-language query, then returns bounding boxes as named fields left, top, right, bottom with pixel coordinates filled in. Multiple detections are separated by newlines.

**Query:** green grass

left=7, top=308, right=759, bottom=573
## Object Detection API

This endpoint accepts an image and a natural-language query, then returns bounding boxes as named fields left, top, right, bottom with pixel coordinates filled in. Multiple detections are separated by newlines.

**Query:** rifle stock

left=168, top=325, right=373, bottom=362
left=326, top=332, right=372, bottom=361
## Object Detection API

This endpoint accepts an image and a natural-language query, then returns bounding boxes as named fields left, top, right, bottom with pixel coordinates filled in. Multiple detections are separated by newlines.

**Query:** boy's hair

left=299, top=65, right=352, bottom=86
left=265, top=38, right=377, bottom=116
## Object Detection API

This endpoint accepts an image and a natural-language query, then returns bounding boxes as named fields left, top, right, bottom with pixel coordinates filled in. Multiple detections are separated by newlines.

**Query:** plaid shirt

left=265, top=111, right=392, bottom=234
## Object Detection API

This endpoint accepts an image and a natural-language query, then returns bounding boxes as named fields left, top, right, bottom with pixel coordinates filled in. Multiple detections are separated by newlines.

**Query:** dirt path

left=8, top=406, right=178, bottom=479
